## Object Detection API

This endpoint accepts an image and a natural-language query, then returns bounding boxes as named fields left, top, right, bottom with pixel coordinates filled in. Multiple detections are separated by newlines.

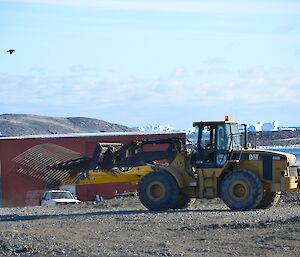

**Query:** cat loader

left=138, top=117, right=300, bottom=211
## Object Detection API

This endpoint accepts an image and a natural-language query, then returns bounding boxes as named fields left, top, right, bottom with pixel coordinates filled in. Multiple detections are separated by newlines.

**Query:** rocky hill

left=0, top=114, right=133, bottom=137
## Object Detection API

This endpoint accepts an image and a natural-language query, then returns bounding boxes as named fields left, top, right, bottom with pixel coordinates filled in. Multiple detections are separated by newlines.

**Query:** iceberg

left=134, top=120, right=295, bottom=134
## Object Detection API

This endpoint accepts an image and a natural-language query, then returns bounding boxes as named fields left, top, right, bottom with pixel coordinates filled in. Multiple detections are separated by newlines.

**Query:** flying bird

left=7, top=49, right=15, bottom=55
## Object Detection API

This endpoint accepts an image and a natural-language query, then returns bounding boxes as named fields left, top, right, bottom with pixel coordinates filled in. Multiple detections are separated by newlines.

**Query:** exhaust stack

left=242, top=123, right=248, bottom=149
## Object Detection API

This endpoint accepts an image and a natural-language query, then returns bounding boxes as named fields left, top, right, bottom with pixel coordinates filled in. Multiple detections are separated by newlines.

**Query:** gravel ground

left=0, top=194, right=299, bottom=257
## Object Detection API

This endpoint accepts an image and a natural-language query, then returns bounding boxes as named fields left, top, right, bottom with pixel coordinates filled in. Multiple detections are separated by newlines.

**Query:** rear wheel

left=138, top=171, right=180, bottom=211
left=221, top=169, right=263, bottom=211
left=256, top=189, right=281, bottom=209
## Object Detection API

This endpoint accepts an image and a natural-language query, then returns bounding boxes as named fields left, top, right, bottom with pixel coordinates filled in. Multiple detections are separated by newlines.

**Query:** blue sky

left=1, top=0, right=300, bottom=128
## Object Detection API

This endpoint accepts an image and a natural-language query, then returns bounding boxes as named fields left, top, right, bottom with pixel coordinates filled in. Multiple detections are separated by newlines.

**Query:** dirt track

left=0, top=194, right=299, bottom=257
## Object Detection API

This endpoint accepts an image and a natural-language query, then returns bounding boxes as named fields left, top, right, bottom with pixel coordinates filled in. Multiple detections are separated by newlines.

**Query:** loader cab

left=191, top=120, right=241, bottom=168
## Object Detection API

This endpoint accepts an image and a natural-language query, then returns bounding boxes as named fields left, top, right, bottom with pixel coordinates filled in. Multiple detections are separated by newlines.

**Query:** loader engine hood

left=233, top=149, right=297, bottom=166
left=232, top=148, right=299, bottom=180
left=260, top=149, right=297, bottom=166
left=284, top=152, right=298, bottom=167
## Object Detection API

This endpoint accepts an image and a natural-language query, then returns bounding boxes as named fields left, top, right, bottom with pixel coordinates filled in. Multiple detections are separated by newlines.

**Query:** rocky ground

left=0, top=194, right=299, bottom=257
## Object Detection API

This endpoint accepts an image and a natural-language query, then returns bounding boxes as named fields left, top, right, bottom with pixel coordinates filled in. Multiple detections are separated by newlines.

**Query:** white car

left=40, top=190, right=82, bottom=206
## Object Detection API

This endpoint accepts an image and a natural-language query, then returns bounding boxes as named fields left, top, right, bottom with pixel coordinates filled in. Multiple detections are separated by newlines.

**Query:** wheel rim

left=229, top=181, right=249, bottom=201
left=146, top=181, right=166, bottom=201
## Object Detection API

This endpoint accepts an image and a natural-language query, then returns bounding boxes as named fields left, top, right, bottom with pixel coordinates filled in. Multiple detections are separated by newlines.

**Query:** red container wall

left=0, top=132, right=185, bottom=207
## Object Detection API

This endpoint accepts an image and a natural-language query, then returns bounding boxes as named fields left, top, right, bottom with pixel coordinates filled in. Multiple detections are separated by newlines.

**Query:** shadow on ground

left=0, top=208, right=232, bottom=222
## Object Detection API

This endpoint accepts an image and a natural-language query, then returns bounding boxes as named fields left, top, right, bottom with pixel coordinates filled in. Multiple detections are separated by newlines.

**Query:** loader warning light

left=225, top=115, right=229, bottom=121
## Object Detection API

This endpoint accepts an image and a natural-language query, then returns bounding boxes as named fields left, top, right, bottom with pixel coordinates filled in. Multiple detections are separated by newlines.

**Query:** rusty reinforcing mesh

left=13, top=144, right=91, bottom=188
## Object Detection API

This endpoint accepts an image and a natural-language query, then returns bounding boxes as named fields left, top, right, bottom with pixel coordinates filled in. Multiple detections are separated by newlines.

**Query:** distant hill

left=0, top=114, right=133, bottom=137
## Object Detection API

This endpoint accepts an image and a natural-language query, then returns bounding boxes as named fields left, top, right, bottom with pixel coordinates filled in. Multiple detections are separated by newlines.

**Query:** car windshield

left=51, top=192, right=74, bottom=200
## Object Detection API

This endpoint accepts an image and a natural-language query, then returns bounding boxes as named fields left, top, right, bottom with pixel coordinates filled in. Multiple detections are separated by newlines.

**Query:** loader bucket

left=13, top=144, right=91, bottom=188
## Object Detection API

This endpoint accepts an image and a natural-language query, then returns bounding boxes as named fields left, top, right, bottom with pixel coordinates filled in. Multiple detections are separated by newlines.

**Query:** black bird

left=7, top=49, right=15, bottom=55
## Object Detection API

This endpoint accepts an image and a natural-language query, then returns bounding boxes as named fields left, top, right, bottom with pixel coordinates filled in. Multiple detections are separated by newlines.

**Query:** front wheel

left=138, top=171, right=180, bottom=211
left=170, top=194, right=194, bottom=209
left=221, top=169, right=263, bottom=211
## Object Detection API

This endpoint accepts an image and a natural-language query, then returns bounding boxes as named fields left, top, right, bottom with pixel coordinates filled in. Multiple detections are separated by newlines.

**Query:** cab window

left=192, top=125, right=217, bottom=167
left=217, top=125, right=226, bottom=151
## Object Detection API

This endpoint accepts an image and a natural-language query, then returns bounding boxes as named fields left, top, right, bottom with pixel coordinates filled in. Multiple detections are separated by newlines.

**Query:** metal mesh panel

left=13, top=144, right=90, bottom=188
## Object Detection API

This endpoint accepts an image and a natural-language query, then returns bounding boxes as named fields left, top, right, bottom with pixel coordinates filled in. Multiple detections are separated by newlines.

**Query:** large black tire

left=256, top=190, right=281, bottom=209
left=138, top=171, right=180, bottom=211
left=221, top=169, right=263, bottom=211
left=171, top=194, right=194, bottom=209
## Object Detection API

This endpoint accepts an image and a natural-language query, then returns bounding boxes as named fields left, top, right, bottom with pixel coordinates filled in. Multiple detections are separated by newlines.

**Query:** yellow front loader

left=137, top=117, right=300, bottom=211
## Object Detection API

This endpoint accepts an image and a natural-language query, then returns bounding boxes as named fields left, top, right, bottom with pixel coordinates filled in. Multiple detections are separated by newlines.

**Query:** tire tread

left=221, top=169, right=263, bottom=211
left=138, top=171, right=180, bottom=211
